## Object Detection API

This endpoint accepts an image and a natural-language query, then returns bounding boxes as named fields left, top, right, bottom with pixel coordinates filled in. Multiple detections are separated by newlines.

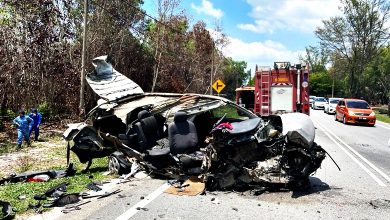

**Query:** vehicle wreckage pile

left=64, top=56, right=327, bottom=192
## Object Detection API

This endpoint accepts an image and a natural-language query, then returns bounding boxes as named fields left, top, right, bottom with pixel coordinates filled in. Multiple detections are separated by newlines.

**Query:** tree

left=300, top=46, right=328, bottom=73
left=363, top=46, right=390, bottom=104
left=315, top=0, right=390, bottom=97
left=221, top=58, right=248, bottom=99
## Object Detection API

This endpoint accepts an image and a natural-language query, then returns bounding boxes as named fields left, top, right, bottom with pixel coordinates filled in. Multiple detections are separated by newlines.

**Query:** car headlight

left=369, top=112, right=375, bottom=116
left=348, top=110, right=355, bottom=116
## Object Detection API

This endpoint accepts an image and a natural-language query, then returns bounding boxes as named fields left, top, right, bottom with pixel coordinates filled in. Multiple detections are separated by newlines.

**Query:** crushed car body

left=64, top=56, right=327, bottom=190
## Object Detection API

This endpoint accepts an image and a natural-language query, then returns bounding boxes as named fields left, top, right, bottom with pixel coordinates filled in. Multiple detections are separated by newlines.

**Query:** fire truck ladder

left=260, top=70, right=271, bottom=115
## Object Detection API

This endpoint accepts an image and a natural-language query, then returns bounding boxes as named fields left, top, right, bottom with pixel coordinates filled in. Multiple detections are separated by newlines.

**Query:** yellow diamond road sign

left=212, top=79, right=225, bottom=94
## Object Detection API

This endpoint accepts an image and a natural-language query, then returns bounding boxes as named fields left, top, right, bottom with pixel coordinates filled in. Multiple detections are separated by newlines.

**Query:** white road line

left=316, top=120, right=390, bottom=183
left=376, top=123, right=390, bottom=130
left=314, top=121, right=386, bottom=187
left=116, top=183, right=170, bottom=220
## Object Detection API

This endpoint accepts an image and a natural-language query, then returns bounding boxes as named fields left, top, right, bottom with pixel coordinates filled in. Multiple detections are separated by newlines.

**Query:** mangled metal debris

left=64, top=55, right=328, bottom=192
left=0, top=163, right=76, bottom=185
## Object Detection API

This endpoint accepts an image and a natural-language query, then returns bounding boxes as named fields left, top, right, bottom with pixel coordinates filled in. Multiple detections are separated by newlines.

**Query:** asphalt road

left=31, top=110, right=390, bottom=220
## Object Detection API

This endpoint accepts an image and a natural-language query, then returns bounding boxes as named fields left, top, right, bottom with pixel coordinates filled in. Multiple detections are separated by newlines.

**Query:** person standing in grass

left=13, top=109, right=33, bottom=148
left=29, top=108, right=42, bottom=141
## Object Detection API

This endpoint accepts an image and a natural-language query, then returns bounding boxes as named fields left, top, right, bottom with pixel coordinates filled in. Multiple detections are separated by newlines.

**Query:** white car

left=324, top=98, right=341, bottom=114
left=312, top=97, right=327, bottom=110
left=309, top=96, right=316, bottom=108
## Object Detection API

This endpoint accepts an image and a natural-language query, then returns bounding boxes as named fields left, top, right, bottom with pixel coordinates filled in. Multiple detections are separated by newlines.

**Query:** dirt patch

left=0, top=124, right=67, bottom=178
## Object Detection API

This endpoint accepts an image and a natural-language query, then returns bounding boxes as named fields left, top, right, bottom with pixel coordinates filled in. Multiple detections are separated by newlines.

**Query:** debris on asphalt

left=211, top=198, right=220, bottom=204
left=164, top=177, right=205, bottom=196
left=81, top=189, right=121, bottom=199
left=61, top=200, right=91, bottom=214
left=86, top=182, right=102, bottom=191
left=232, top=207, right=238, bottom=211
left=369, top=199, right=390, bottom=209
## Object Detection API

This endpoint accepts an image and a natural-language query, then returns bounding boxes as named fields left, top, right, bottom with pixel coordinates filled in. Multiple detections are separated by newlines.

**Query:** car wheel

left=109, top=155, right=121, bottom=175
left=109, top=151, right=131, bottom=175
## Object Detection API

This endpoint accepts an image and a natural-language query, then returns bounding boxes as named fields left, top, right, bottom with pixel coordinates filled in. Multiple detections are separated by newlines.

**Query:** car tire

left=109, top=151, right=131, bottom=175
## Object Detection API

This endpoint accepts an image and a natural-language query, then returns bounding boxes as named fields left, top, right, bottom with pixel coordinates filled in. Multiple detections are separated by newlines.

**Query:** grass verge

left=0, top=135, right=115, bottom=216
left=374, top=109, right=390, bottom=123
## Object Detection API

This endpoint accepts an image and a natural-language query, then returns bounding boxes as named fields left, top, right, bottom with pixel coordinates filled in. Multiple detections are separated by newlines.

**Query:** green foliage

left=5, top=109, right=17, bottom=118
left=363, top=46, right=390, bottom=103
left=222, top=58, right=248, bottom=100
left=309, top=71, right=345, bottom=97
left=37, top=101, right=51, bottom=120
left=374, top=109, right=390, bottom=123
left=0, top=4, right=13, bottom=26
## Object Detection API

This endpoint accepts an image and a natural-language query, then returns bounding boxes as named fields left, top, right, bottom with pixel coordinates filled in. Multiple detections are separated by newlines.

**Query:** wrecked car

left=64, top=55, right=327, bottom=190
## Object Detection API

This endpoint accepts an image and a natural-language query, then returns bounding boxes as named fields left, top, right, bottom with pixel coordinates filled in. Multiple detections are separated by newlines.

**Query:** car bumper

left=345, top=115, right=376, bottom=125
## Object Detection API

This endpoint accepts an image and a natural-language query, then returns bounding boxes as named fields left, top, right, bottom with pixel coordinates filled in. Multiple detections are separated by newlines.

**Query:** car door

left=338, top=100, right=346, bottom=119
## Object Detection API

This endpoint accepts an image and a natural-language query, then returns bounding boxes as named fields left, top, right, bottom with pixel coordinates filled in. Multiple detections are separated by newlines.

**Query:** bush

left=37, top=101, right=52, bottom=120
left=0, top=109, right=16, bottom=131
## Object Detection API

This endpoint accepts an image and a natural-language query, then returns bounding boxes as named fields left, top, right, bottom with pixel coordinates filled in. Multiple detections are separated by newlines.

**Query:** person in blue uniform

left=13, top=109, right=33, bottom=148
left=29, top=108, right=42, bottom=141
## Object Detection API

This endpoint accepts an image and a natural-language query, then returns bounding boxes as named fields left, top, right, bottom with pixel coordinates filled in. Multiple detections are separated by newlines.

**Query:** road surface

left=31, top=110, right=390, bottom=220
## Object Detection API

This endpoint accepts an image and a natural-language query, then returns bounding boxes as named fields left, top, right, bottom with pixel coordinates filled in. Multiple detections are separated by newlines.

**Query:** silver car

left=312, top=97, right=327, bottom=110
left=324, top=98, right=341, bottom=114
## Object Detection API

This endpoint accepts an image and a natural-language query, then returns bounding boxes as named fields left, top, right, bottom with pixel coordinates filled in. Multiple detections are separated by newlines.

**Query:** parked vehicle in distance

left=335, top=99, right=376, bottom=126
left=324, top=98, right=341, bottom=114
left=312, top=97, right=327, bottom=110
left=309, top=96, right=316, bottom=108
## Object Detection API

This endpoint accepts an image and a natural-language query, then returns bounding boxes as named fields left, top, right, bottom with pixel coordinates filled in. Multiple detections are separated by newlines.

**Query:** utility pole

left=210, top=43, right=214, bottom=95
left=79, top=0, right=88, bottom=118
left=331, top=72, right=335, bottom=98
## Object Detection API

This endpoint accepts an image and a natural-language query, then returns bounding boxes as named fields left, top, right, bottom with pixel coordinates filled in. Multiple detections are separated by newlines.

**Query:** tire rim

left=109, top=156, right=120, bottom=174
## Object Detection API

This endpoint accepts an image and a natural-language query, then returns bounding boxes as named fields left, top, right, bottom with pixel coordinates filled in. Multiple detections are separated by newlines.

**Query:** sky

left=142, top=0, right=342, bottom=72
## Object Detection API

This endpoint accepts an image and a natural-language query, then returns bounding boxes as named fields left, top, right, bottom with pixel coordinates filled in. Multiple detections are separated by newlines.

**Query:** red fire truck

left=236, top=62, right=310, bottom=116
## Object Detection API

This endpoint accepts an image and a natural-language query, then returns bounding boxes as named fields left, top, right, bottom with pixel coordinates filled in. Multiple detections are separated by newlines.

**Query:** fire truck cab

left=236, top=62, right=310, bottom=116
